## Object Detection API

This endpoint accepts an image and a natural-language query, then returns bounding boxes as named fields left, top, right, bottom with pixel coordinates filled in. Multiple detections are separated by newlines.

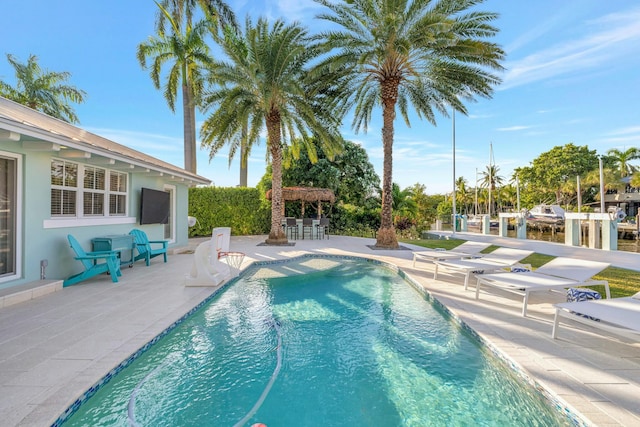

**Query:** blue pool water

left=60, top=257, right=571, bottom=426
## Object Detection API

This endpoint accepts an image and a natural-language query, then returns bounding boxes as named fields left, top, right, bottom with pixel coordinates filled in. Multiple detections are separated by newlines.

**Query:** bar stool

left=285, top=217, right=298, bottom=240
left=302, top=218, right=314, bottom=239
left=317, top=218, right=330, bottom=239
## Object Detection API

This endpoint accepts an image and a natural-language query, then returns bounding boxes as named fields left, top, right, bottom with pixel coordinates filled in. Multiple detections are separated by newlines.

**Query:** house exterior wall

left=0, top=141, right=193, bottom=290
left=604, top=190, right=640, bottom=217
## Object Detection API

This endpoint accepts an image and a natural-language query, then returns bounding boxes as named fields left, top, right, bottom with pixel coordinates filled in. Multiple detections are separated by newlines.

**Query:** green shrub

left=327, top=203, right=380, bottom=237
left=188, top=187, right=271, bottom=236
left=187, top=188, right=389, bottom=239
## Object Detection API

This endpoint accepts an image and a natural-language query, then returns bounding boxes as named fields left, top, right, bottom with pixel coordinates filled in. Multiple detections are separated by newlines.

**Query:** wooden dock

left=617, top=222, right=639, bottom=239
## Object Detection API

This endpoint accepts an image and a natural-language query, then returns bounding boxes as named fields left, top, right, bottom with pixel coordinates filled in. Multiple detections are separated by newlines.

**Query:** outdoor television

left=139, top=187, right=170, bottom=225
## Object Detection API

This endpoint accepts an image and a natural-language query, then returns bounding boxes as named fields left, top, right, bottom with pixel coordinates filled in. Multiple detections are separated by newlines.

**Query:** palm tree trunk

left=239, top=146, right=248, bottom=187
left=239, top=123, right=248, bottom=187
left=182, top=83, right=197, bottom=173
left=190, top=99, right=197, bottom=171
left=265, top=112, right=288, bottom=244
left=376, top=79, right=399, bottom=249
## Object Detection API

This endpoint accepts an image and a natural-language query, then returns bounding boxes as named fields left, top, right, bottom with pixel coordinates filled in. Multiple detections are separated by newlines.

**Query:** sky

left=1, top=0, right=639, bottom=194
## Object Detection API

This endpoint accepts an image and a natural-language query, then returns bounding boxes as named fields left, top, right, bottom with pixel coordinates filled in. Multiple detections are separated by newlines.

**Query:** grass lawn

left=402, top=238, right=640, bottom=298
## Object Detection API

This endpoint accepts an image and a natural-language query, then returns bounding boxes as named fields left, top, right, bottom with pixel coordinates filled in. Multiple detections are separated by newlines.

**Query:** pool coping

left=51, top=253, right=587, bottom=427
left=396, top=267, right=588, bottom=427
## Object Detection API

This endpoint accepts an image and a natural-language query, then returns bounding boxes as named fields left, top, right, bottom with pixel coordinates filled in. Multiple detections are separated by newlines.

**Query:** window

left=83, top=166, right=105, bottom=216
left=109, top=171, right=127, bottom=215
left=51, top=160, right=77, bottom=216
left=51, top=159, right=128, bottom=218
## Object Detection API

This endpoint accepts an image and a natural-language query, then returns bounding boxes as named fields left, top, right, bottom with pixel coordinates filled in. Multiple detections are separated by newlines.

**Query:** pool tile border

left=396, top=268, right=589, bottom=427
left=52, top=254, right=586, bottom=427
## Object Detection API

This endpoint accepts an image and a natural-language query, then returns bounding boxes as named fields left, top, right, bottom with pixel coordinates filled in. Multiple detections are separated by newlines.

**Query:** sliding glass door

left=0, top=153, right=18, bottom=280
left=163, top=184, right=176, bottom=243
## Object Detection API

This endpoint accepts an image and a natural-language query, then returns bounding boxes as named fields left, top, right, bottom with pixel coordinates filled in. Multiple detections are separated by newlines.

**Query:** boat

left=527, top=204, right=565, bottom=226
left=466, top=215, right=499, bottom=229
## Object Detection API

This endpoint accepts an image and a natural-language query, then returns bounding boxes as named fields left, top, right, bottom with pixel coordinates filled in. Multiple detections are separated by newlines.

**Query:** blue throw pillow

left=567, top=288, right=601, bottom=321
left=567, top=288, right=601, bottom=302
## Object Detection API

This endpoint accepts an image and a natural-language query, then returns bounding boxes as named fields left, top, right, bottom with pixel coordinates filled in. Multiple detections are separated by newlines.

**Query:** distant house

left=0, top=97, right=210, bottom=292
left=604, top=176, right=640, bottom=218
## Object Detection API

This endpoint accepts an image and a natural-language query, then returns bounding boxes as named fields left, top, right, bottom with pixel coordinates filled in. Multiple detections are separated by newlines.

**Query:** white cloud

left=496, top=125, right=532, bottom=132
left=596, top=126, right=640, bottom=147
left=501, top=7, right=640, bottom=90
left=368, top=146, right=384, bottom=159
left=468, top=113, right=494, bottom=120
left=400, top=139, right=440, bottom=149
left=504, top=3, right=578, bottom=54
left=248, top=155, right=265, bottom=164
left=269, top=0, right=323, bottom=22
left=601, top=136, right=640, bottom=145
left=608, top=126, right=640, bottom=136
left=231, top=0, right=249, bottom=10
left=84, top=127, right=182, bottom=152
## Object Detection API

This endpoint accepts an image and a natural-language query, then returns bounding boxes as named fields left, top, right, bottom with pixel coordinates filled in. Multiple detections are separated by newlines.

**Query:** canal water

left=463, top=227, right=640, bottom=254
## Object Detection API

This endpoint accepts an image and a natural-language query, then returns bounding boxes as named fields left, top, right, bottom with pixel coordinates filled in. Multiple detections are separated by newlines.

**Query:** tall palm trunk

left=239, top=123, right=248, bottom=187
left=239, top=145, right=248, bottom=187
left=182, top=82, right=197, bottom=173
left=377, top=78, right=399, bottom=248
left=265, top=110, right=287, bottom=244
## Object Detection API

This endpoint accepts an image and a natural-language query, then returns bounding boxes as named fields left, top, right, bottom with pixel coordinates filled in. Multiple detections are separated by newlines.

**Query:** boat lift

left=564, top=212, right=619, bottom=251
left=494, top=211, right=620, bottom=251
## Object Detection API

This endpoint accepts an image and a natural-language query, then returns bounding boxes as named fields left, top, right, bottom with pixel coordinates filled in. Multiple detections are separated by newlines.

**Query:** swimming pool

left=58, top=256, right=571, bottom=426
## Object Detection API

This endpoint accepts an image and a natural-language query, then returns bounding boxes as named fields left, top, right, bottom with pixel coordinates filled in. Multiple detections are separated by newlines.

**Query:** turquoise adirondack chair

left=130, top=229, right=168, bottom=266
left=64, top=235, right=122, bottom=287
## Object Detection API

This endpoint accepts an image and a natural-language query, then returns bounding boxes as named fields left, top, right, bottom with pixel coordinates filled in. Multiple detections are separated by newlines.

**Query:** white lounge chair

left=412, top=241, right=491, bottom=267
left=475, top=257, right=610, bottom=316
left=552, top=292, right=640, bottom=341
left=433, top=247, right=534, bottom=290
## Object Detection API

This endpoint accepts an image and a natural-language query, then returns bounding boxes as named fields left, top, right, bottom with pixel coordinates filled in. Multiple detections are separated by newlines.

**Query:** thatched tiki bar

left=266, top=186, right=335, bottom=218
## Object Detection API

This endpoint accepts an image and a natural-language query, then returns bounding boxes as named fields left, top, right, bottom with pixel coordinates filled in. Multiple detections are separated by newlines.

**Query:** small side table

left=218, top=251, right=245, bottom=277
left=92, top=235, right=135, bottom=268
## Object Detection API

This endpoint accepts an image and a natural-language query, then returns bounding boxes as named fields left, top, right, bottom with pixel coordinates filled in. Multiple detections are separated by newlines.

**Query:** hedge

left=188, top=187, right=271, bottom=237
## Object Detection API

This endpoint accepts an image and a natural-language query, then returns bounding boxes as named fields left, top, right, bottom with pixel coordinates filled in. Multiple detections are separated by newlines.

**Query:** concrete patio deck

left=0, top=234, right=638, bottom=426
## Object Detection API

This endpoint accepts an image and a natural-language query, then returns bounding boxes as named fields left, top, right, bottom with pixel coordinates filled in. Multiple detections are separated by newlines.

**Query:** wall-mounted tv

left=140, top=187, right=170, bottom=225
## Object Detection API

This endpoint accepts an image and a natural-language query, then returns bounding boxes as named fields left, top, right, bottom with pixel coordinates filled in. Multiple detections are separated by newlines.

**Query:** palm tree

left=606, top=147, right=639, bottom=178
left=479, top=164, right=504, bottom=191
left=479, top=164, right=504, bottom=214
left=584, top=165, right=624, bottom=193
left=199, top=17, right=344, bottom=244
left=238, top=124, right=253, bottom=187
left=155, top=0, right=237, bottom=36
left=455, top=177, right=472, bottom=215
left=498, top=184, right=517, bottom=211
left=0, top=54, right=86, bottom=123
left=476, top=188, right=488, bottom=215
left=138, top=0, right=236, bottom=174
left=390, top=183, right=417, bottom=218
left=315, top=0, right=504, bottom=248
